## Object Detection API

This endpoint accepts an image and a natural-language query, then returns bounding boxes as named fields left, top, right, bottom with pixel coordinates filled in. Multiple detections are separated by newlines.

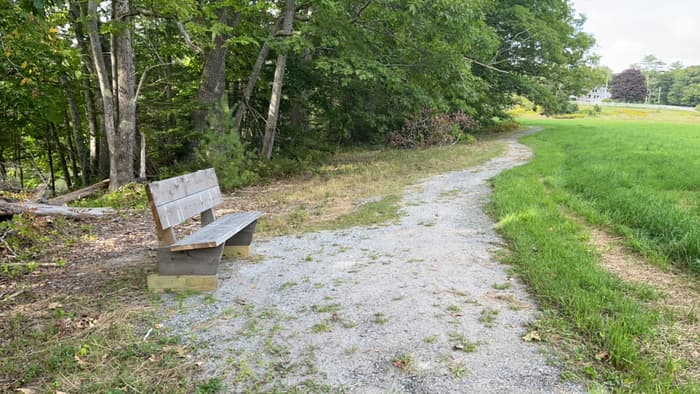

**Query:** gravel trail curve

left=163, top=128, right=585, bottom=393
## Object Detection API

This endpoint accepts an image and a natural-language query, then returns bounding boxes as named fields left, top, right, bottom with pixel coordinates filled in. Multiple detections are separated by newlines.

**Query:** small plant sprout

left=392, top=353, right=414, bottom=371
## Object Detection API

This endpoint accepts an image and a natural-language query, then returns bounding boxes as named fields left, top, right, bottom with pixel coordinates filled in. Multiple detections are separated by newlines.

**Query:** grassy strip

left=489, top=122, right=699, bottom=391
left=257, top=140, right=505, bottom=235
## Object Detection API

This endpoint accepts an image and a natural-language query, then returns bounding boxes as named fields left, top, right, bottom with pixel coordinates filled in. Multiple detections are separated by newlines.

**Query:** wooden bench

left=144, top=168, right=262, bottom=292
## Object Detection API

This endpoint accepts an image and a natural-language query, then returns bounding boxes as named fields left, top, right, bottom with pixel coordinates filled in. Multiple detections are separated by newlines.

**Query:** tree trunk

left=67, top=95, right=86, bottom=186
left=261, top=0, right=295, bottom=160
left=86, top=0, right=117, bottom=184
left=113, top=0, right=136, bottom=189
left=233, top=18, right=282, bottom=134
left=69, top=0, right=99, bottom=180
left=14, top=128, right=24, bottom=188
left=86, top=0, right=135, bottom=191
left=139, top=131, right=146, bottom=179
left=45, top=126, right=56, bottom=196
left=0, top=149, right=5, bottom=182
left=48, top=179, right=109, bottom=205
left=63, top=78, right=89, bottom=186
left=64, top=113, right=81, bottom=183
left=51, top=123, right=73, bottom=189
left=0, top=199, right=114, bottom=219
left=191, top=9, right=241, bottom=142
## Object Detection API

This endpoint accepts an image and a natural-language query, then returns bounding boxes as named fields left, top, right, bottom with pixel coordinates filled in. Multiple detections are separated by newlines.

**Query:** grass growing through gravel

left=252, top=141, right=504, bottom=236
left=1, top=136, right=503, bottom=392
left=490, top=112, right=700, bottom=391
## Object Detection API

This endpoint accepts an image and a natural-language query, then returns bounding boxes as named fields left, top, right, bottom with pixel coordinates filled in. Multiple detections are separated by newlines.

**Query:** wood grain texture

left=154, top=186, right=223, bottom=229
left=146, top=168, right=218, bottom=206
left=170, top=212, right=261, bottom=252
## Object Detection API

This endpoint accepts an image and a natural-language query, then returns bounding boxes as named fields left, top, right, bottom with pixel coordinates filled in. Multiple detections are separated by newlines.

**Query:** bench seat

left=170, top=211, right=262, bottom=252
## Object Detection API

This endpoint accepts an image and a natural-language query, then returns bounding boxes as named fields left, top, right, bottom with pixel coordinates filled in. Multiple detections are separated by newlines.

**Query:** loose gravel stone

left=161, top=128, right=585, bottom=393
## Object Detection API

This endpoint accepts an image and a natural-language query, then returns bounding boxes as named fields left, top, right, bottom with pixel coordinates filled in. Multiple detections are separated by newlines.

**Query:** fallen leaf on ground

left=522, top=331, right=541, bottom=342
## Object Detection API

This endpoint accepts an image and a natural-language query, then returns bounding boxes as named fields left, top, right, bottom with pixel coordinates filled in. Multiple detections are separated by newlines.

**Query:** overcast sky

left=571, top=0, right=700, bottom=72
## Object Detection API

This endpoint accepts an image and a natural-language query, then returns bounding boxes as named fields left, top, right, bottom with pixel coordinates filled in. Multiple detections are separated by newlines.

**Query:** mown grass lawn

left=490, top=111, right=700, bottom=392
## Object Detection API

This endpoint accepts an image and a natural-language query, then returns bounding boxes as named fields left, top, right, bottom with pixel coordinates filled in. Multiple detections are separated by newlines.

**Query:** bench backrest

left=146, top=169, right=222, bottom=245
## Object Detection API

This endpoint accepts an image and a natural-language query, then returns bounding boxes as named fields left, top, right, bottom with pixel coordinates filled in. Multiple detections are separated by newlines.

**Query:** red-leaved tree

left=610, top=68, right=648, bottom=103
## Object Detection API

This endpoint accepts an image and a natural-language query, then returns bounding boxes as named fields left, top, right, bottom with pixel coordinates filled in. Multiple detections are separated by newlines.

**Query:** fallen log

left=48, top=179, right=109, bottom=205
left=0, top=199, right=114, bottom=219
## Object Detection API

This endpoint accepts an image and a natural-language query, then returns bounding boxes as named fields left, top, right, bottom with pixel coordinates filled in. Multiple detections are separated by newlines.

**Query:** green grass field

left=490, top=109, right=700, bottom=392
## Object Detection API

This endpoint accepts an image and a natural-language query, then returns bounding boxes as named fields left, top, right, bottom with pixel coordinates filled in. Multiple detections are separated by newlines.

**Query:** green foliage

left=73, top=183, right=147, bottom=210
left=198, top=130, right=255, bottom=190
left=1, top=214, right=58, bottom=273
left=486, top=120, right=521, bottom=134
left=587, top=104, right=602, bottom=116
left=696, top=104, right=700, bottom=112
left=3, top=0, right=598, bottom=191
left=489, top=119, right=697, bottom=390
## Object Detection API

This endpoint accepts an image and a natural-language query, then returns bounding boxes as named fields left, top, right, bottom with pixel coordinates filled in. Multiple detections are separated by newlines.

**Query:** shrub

left=587, top=104, right=603, bottom=116
left=695, top=104, right=700, bottom=112
left=72, top=183, right=147, bottom=209
left=387, top=109, right=480, bottom=148
left=486, top=120, right=521, bottom=133
left=198, top=130, right=255, bottom=190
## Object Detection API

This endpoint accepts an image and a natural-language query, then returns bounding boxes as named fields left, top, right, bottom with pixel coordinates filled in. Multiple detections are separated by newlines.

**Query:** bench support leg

left=223, top=221, right=257, bottom=259
left=157, top=245, right=224, bottom=275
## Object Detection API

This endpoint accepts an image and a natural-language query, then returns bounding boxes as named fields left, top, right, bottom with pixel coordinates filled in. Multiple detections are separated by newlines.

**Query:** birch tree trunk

left=233, top=18, right=282, bottom=133
left=261, top=0, right=295, bottom=160
left=86, top=0, right=117, bottom=184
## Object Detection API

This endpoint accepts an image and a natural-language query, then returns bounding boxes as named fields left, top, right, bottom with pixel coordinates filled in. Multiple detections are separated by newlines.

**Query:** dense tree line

left=616, top=55, right=700, bottom=107
left=1, top=0, right=597, bottom=193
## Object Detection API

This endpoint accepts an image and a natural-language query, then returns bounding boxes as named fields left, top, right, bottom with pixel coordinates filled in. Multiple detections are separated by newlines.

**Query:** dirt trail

left=163, top=129, right=584, bottom=393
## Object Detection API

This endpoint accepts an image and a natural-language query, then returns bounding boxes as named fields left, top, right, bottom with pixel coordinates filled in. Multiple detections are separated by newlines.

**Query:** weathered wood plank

left=147, top=274, right=217, bottom=293
left=147, top=168, right=219, bottom=206
left=154, top=186, right=222, bottom=229
left=225, top=221, right=257, bottom=246
left=170, top=211, right=262, bottom=252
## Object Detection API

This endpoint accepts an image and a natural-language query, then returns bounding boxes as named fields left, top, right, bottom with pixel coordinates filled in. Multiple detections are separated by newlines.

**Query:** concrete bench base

left=147, top=274, right=218, bottom=293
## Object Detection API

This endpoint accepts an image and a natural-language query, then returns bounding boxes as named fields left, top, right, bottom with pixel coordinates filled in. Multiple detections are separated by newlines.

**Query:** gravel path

left=163, top=129, right=584, bottom=393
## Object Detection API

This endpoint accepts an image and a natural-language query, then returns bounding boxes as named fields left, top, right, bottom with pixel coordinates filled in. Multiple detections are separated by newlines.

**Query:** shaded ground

left=161, top=129, right=584, bottom=392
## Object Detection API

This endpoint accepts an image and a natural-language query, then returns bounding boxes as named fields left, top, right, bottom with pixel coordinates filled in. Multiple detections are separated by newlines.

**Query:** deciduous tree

left=610, top=68, right=647, bottom=103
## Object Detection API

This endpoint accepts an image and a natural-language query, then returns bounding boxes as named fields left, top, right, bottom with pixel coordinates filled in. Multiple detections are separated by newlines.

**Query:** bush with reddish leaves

left=388, top=109, right=480, bottom=148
